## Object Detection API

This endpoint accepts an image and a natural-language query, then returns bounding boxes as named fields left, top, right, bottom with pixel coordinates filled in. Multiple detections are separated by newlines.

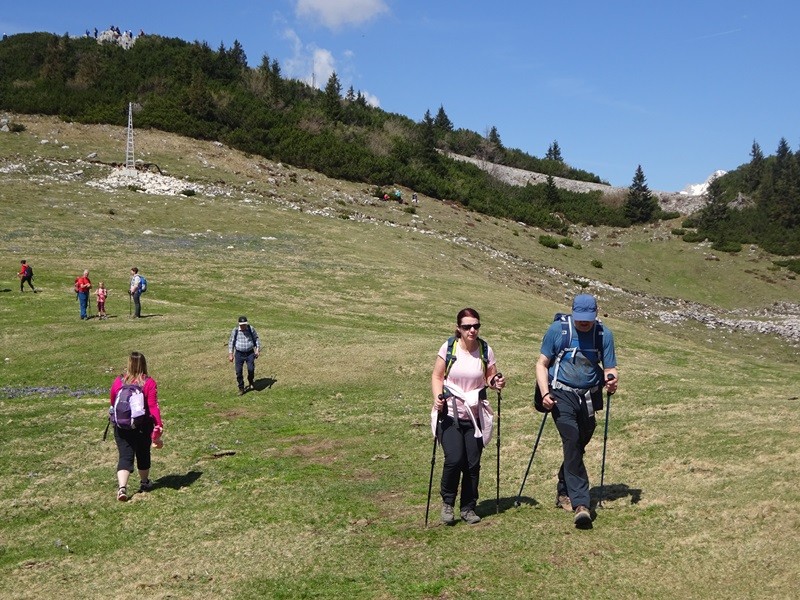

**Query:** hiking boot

left=460, top=508, right=481, bottom=524
left=237, top=388, right=245, bottom=396
left=573, top=505, right=592, bottom=527
left=139, top=479, right=153, bottom=492
left=117, top=486, right=128, bottom=502
left=441, top=503, right=456, bottom=525
left=556, top=494, right=572, bottom=512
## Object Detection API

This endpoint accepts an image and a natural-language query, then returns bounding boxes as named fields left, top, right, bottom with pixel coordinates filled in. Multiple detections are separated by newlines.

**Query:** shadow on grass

left=590, top=482, right=643, bottom=507
left=251, top=377, right=277, bottom=391
left=477, top=495, right=540, bottom=515
left=154, top=470, right=202, bottom=490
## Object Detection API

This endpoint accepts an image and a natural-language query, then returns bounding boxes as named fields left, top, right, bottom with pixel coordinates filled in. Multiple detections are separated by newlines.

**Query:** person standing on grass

left=431, top=308, right=506, bottom=525
left=110, top=351, right=163, bottom=502
left=95, top=281, right=108, bottom=319
left=535, top=294, right=618, bottom=528
left=129, top=267, right=142, bottom=318
left=75, top=269, right=92, bottom=319
left=18, top=260, right=35, bottom=292
left=228, top=316, right=261, bottom=395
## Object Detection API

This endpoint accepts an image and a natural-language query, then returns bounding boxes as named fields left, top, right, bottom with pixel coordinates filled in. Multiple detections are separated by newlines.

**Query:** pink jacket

left=110, top=376, right=163, bottom=436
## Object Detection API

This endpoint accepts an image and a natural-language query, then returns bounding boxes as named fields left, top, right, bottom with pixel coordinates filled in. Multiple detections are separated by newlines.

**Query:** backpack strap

left=443, top=336, right=489, bottom=379
left=551, top=314, right=604, bottom=384
left=477, top=337, right=489, bottom=377
left=443, top=336, right=458, bottom=379
left=232, top=327, right=258, bottom=350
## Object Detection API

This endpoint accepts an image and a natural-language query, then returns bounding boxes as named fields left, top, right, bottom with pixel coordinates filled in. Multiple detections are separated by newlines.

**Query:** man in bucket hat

left=227, top=316, right=261, bottom=395
left=535, top=294, right=618, bottom=528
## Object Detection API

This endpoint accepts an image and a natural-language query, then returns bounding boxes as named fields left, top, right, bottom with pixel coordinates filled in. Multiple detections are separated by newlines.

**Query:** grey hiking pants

left=552, top=388, right=596, bottom=509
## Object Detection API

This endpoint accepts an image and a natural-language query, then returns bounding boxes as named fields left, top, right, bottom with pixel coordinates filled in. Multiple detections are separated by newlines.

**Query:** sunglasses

left=459, top=323, right=481, bottom=331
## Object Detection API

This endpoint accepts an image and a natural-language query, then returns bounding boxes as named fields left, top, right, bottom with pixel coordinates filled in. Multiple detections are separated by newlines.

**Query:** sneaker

left=237, top=388, right=245, bottom=396
left=139, top=479, right=153, bottom=492
left=556, top=494, right=572, bottom=512
left=574, top=505, right=592, bottom=526
left=460, top=508, right=481, bottom=524
left=441, top=503, right=456, bottom=525
left=248, top=380, right=254, bottom=390
left=117, top=486, right=128, bottom=502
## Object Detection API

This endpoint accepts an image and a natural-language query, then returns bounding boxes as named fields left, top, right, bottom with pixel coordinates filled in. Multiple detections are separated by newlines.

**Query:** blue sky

left=3, top=0, right=798, bottom=191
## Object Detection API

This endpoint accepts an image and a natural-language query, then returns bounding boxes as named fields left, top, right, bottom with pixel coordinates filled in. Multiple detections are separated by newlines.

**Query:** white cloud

left=361, top=91, right=380, bottom=108
left=282, top=28, right=336, bottom=88
left=295, top=0, right=389, bottom=30
left=312, top=48, right=336, bottom=87
left=281, top=26, right=380, bottom=105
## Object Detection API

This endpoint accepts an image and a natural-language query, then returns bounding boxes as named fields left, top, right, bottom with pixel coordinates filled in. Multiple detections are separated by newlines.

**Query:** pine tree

left=420, top=110, right=437, bottom=164
left=487, top=126, right=503, bottom=148
left=324, top=72, right=342, bottom=121
left=229, top=40, right=247, bottom=69
left=745, top=140, right=764, bottom=192
left=698, top=175, right=729, bottom=234
left=545, top=174, right=560, bottom=205
left=434, top=105, right=453, bottom=133
left=624, top=165, right=658, bottom=223
left=545, top=140, right=563, bottom=162
left=772, top=138, right=800, bottom=228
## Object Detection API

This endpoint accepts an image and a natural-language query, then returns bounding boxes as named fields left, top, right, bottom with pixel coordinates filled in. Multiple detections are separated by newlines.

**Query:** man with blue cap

left=535, top=294, right=618, bottom=527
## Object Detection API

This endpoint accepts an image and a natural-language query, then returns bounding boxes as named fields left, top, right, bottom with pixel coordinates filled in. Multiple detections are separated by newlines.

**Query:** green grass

left=1, top=115, right=799, bottom=599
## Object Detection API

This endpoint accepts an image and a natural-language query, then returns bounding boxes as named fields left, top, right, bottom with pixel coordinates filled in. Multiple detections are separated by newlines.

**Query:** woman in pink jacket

left=110, top=351, right=164, bottom=501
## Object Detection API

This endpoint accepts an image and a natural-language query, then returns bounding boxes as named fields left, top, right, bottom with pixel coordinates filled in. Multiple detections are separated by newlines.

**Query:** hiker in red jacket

left=18, top=260, right=35, bottom=292
left=75, top=269, right=92, bottom=319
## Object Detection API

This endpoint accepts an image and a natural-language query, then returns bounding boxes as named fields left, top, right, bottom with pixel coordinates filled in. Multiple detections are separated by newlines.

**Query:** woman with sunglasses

left=431, top=308, right=506, bottom=525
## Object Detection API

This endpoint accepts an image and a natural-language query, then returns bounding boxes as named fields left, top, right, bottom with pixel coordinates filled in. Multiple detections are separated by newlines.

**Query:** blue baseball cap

left=572, top=294, right=597, bottom=321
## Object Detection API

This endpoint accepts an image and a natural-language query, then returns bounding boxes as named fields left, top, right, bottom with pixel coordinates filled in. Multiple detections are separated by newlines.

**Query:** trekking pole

left=425, top=395, right=448, bottom=528
left=494, top=373, right=503, bottom=515
left=514, top=411, right=548, bottom=507
left=598, top=374, right=616, bottom=508
left=129, top=292, right=132, bottom=317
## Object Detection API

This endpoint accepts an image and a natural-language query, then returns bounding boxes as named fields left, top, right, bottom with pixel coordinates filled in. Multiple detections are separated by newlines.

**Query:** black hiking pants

left=438, top=416, right=483, bottom=511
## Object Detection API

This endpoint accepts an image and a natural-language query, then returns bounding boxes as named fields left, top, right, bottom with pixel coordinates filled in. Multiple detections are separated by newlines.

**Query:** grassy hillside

left=1, top=115, right=799, bottom=599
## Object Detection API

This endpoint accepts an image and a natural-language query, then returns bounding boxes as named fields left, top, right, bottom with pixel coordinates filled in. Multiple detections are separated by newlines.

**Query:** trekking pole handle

left=490, top=372, right=503, bottom=388
left=606, top=373, right=616, bottom=393
left=437, top=391, right=451, bottom=414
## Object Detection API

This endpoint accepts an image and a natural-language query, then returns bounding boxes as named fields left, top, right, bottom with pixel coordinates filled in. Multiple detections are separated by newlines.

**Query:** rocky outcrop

left=447, top=152, right=706, bottom=215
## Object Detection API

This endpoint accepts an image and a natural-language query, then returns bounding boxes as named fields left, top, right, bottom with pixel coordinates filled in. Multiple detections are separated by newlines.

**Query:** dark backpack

left=24, top=265, right=33, bottom=278
left=534, top=313, right=604, bottom=413
left=109, top=383, right=147, bottom=429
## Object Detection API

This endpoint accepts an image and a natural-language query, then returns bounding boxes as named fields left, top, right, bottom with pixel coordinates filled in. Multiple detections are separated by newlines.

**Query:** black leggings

left=438, top=416, right=483, bottom=510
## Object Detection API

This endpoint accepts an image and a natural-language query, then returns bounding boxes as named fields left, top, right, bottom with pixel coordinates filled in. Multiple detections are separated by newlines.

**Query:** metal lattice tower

left=124, top=102, right=136, bottom=176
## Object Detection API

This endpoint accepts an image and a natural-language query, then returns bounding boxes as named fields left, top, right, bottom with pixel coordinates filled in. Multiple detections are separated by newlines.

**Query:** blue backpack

left=534, top=313, right=604, bottom=412
left=138, top=275, right=148, bottom=293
